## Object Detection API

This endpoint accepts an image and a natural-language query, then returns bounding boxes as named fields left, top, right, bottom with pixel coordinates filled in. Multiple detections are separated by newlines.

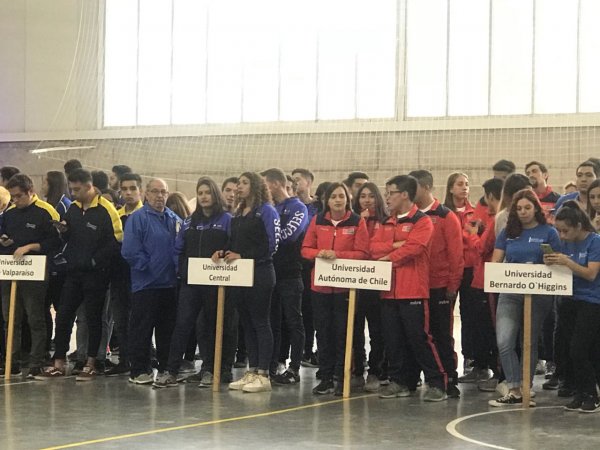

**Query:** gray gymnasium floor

left=1, top=363, right=599, bottom=450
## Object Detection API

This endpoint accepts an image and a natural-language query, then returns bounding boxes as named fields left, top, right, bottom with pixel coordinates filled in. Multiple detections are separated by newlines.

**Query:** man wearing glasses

left=122, top=179, right=182, bottom=385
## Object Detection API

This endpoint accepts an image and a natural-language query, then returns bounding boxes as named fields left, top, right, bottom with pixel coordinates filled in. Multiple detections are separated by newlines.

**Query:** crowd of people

left=0, top=157, right=599, bottom=413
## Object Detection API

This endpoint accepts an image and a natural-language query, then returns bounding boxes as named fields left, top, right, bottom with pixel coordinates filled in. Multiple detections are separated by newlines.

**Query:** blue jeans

left=496, top=293, right=553, bottom=389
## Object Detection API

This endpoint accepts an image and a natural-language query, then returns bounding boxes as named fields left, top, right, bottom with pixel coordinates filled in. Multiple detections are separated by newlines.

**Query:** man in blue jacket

left=262, top=168, right=309, bottom=385
left=122, top=178, right=182, bottom=384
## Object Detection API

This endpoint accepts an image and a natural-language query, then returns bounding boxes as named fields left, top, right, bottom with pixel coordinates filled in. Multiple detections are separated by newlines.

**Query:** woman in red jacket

left=444, top=172, right=478, bottom=373
left=352, top=182, right=389, bottom=392
left=301, top=182, right=370, bottom=396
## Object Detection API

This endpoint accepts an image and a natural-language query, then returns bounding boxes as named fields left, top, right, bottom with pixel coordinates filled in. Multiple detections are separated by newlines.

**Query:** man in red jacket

left=410, top=170, right=464, bottom=398
left=370, top=175, right=447, bottom=402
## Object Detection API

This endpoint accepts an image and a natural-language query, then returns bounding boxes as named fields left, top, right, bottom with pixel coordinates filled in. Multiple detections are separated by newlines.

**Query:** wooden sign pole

left=212, top=286, right=226, bottom=392
left=522, top=293, right=533, bottom=409
left=343, top=288, right=357, bottom=398
left=4, top=281, right=18, bottom=382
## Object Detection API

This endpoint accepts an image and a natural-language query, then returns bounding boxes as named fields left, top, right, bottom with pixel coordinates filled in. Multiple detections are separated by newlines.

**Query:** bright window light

left=579, top=0, right=600, bottom=113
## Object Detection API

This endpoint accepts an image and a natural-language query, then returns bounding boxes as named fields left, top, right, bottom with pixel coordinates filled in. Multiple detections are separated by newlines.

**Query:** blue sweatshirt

left=229, top=202, right=280, bottom=263
left=55, top=194, right=72, bottom=220
left=122, top=204, right=182, bottom=293
left=552, top=191, right=579, bottom=215
left=273, top=197, right=309, bottom=279
left=560, top=233, right=600, bottom=304
left=495, top=224, right=561, bottom=264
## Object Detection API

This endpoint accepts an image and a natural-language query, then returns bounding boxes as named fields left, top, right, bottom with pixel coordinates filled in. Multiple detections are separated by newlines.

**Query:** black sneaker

left=580, top=396, right=600, bottom=414
left=0, top=365, right=22, bottom=378
left=27, top=367, right=43, bottom=379
left=273, top=369, right=300, bottom=385
left=220, top=371, right=233, bottom=384
left=105, top=362, right=131, bottom=377
left=489, top=392, right=536, bottom=407
left=312, top=379, right=334, bottom=395
left=447, top=384, right=461, bottom=399
left=301, top=352, right=319, bottom=368
left=71, top=361, right=85, bottom=375
left=95, top=360, right=106, bottom=375
left=542, top=374, right=559, bottom=390
left=564, top=395, right=584, bottom=412
left=334, top=381, right=343, bottom=397
left=558, top=385, right=576, bottom=397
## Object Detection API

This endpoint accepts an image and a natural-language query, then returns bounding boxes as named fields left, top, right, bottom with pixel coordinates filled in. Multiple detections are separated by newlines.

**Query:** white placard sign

left=188, top=258, right=254, bottom=287
left=484, top=262, right=572, bottom=295
left=0, top=255, right=47, bottom=281
left=314, top=258, right=392, bottom=291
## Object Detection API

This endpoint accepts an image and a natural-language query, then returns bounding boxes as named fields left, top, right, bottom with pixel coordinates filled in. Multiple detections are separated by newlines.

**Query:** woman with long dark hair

left=545, top=201, right=600, bottom=413
left=489, top=189, right=560, bottom=407
left=352, top=182, right=388, bottom=391
left=302, top=182, right=369, bottom=396
left=218, top=172, right=280, bottom=393
left=42, top=171, right=71, bottom=219
left=585, top=179, right=600, bottom=232
left=153, top=177, right=232, bottom=388
left=443, top=172, right=478, bottom=373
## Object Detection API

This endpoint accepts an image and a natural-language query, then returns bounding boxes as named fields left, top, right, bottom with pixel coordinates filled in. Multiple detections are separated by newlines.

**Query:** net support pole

left=522, top=293, right=532, bottom=409
left=343, top=288, right=357, bottom=399
left=212, top=286, right=226, bottom=392
left=5, top=281, right=18, bottom=382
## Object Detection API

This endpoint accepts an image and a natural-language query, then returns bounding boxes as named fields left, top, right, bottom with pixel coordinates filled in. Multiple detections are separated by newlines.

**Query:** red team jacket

left=370, top=205, right=434, bottom=300
left=453, top=201, right=478, bottom=269
left=468, top=212, right=497, bottom=290
left=423, top=200, right=464, bottom=292
left=301, top=210, right=370, bottom=294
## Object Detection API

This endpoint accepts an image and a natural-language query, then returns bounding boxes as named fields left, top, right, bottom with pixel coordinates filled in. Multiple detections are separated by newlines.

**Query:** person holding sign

left=544, top=202, right=600, bottom=413
left=488, top=189, right=560, bottom=407
left=222, top=172, right=280, bottom=393
left=36, top=169, right=123, bottom=381
left=370, top=175, right=447, bottom=402
left=352, top=182, right=390, bottom=392
left=301, top=182, right=370, bottom=396
left=0, top=174, right=61, bottom=378
left=153, top=177, right=232, bottom=388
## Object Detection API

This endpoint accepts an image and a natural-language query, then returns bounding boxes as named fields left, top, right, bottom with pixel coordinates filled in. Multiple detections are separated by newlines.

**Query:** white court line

left=446, top=406, right=561, bottom=450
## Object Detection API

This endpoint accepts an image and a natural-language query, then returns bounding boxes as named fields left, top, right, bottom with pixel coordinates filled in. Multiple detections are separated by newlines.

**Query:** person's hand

left=317, top=249, right=336, bottom=259
left=360, top=209, right=370, bottom=219
left=465, top=219, right=481, bottom=235
left=211, top=250, right=224, bottom=263
left=223, top=251, right=241, bottom=263
left=544, top=252, right=570, bottom=266
left=0, top=235, right=13, bottom=247
left=52, top=221, right=68, bottom=233
left=392, top=240, right=406, bottom=249
left=13, top=245, right=32, bottom=259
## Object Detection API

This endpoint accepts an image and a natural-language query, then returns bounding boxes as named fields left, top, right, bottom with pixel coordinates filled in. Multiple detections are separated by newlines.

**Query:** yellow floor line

left=41, top=393, right=376, bottom=449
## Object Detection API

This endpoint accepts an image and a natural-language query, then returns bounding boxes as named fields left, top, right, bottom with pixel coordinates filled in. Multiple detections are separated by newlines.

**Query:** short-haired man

left=554, top=160, right=599, bottom=213
left=92, top=170, right=109, bottom=191
left=105, top=173, right=144, bottom=376
left=525, top=161, right=560, bottom=217
left=409, top=170, right=464, bottom=398
left=474, top=160, right=516, bottom=222
left=122, top=178, right=182, bottom=384
left=370, top=175, right=447, bottom=402
left=0, top=174, right=61, bottom=378
left=63, top=159, right=82, bottom=177
left=221, top=177, right=238, bottom=213
left=343, top=171, right=369, bottom=199
left=36, top=169, right=123, bottom=381
left=110, top=165, right=133, bottom=191
left=0, top=166, right=20, bottom=187
left=291, top=168, right=319, bottom=366
left=261, top=168, right=309, bottom=385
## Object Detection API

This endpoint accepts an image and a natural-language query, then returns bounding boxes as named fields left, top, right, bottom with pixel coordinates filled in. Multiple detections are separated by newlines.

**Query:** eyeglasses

left=384, top=190, right=402, bottom=197
left=148, top=189, right=168, bottom=196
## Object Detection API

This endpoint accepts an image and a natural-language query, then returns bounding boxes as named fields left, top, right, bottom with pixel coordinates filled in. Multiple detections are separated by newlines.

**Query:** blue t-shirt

left=495, top=224, right=561, bottom=264
left=560, top=233, right=600, bottom=304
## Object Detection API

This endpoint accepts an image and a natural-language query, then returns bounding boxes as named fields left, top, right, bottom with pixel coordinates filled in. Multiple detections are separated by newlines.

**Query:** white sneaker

left=242, top=374, right=272, bottom=393
left=228, top=371, right=257, bottom=390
